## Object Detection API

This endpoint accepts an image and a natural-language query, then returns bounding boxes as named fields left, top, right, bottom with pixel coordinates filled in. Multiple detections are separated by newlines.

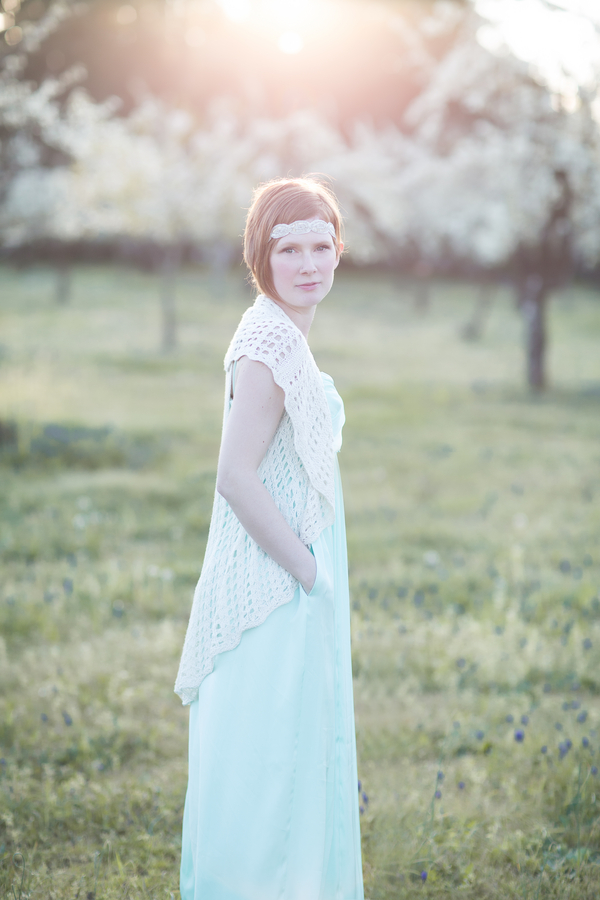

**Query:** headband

left=269, top=219, right=336, bottom=240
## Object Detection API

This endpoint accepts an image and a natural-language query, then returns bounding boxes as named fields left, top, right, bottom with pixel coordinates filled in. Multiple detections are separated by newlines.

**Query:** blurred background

left=1, top=0, right=600, bottom=386
left=2, top=2, right=600, bottom=898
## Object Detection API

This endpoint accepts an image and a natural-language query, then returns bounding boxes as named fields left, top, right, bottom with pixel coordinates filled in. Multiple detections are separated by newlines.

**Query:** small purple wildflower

left=571, top=700, right=581, bottom=710
left=555, top=722, right=563, bottom=731
left=566, top=739, right=573, bottom=750
left=520, top=715, right=529, bottom=726
left=582, top=737, right=590, bottom=748
left=541, top=746, right=548, bottom=754
left=577, top=711, right=588, bottom=724
left=62, top=711, right=73, bottom=726
left=562, top=702, right=570, bottom=711
left=63, top=578, right=74, bottom=596
left=583, top=638, right=593, bottom=651
left=437, top=771, right=444, bottom=782
left=362, top=792, right=369, bottom=805
left=506, top=714, right=514, bottom=723
left=359, top=806, right=365, bottom=815
left=358, top=780, right=361, bottom=792
left=420, top=871, right=428, bottom=882
left=40, top=713, right=48, bottom=723
left=514, top=729, right=525, bottom=742
left=559, top=742, right=569, bottom=759
left=476, top=730, right=485, bottom=740
left=434, top=790, right=442, bottom=800
left=592, top=767, right=598, bottom=776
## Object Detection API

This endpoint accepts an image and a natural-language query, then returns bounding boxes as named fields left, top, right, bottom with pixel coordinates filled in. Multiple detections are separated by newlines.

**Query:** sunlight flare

left=278, top=30, right=303, bottom=53
left=219, top=0, right=251, bottom=23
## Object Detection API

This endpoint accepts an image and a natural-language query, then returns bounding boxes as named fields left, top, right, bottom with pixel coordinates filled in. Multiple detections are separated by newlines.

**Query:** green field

left=1, top=263, right=600, bottom=899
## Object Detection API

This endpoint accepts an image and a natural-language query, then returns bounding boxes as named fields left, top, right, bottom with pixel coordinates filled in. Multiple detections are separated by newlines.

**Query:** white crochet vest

left=175, top=295, right=335, bottom=705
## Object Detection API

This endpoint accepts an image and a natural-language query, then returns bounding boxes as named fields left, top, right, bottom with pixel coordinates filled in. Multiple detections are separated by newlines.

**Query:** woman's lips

left=296, top=282, right=319, bottom=289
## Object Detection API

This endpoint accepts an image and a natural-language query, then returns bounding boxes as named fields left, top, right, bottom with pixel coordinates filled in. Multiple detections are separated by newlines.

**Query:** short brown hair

left=243, top=176, right=343, bottom=303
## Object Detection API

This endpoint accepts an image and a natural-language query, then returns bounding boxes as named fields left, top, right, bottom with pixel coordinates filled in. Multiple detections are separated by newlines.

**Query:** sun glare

left=278, top=30, right=304, bottom=54
left=218, top=0, right=336, bottom=46
left=268, top=0, right=307, bottom=21
left=185, top=25, right=205, bottom=48
left=220, top=0, right=251, bottom=23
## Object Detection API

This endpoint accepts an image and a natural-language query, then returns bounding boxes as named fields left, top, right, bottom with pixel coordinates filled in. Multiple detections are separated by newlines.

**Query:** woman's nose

left=300, top=252, right=317, bottom=272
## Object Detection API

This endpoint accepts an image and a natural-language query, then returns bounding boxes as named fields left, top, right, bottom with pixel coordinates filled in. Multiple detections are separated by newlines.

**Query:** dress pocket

left=303, top=540, right=334, bottom=601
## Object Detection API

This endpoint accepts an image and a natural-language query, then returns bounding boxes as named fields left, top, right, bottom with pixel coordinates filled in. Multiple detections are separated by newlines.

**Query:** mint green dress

left=180, top=373, right=364, bottom=900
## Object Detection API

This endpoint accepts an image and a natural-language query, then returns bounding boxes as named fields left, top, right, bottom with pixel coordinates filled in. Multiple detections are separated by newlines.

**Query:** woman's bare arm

left=216, top=355, right=317, bottom=593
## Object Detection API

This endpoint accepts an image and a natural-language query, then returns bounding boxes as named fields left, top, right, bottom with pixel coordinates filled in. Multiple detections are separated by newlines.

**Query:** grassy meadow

left=1, top=262, right=600, bottom=899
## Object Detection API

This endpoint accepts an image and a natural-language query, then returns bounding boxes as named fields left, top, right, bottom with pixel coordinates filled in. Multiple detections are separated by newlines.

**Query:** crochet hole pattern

left=175, top=296, right=335, bottom=705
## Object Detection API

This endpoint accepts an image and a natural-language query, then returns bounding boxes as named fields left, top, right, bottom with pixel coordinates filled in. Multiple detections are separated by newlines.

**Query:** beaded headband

left=269, top=219, right=336, bottom=240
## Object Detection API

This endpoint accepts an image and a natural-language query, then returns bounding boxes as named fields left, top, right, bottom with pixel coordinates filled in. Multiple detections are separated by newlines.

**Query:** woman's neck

left=268, top=297, right=317, bottom=339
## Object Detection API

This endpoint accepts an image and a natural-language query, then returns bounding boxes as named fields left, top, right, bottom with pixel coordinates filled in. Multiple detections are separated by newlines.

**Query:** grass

left=1, top=262, right=600, bottom=898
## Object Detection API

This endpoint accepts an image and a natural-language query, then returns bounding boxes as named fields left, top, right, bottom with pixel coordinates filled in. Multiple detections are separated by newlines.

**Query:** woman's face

left=268, top=230, right=341, bottom=314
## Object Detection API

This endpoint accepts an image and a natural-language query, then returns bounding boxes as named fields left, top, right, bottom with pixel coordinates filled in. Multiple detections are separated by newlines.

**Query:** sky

left=475, top=0, right=600, bottom=98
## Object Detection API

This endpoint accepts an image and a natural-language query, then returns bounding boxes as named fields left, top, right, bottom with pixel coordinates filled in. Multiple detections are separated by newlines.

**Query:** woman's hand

left=299, top=554, right=317, bottom=595
left=301, top=543, right=334, bottom=599
left=216, top=356, right=317, bottom=587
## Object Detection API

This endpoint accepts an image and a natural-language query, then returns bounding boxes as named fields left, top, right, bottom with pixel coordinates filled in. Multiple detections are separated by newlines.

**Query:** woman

left=175, top=176, right=364, bottom=900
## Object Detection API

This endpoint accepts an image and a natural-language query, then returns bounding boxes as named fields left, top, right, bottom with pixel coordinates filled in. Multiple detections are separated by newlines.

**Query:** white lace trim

left=174, top=295, right=335, bottom=705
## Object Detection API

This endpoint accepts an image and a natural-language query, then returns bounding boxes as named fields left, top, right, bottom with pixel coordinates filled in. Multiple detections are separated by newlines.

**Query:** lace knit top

left=174, top=295, right=336, bottom=705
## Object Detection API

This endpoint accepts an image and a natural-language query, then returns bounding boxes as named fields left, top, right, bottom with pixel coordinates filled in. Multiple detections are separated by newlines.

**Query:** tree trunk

left=0, top=419, right=18, bottom=451
left=160, top=243, right=181, bottom=352
left=461, top=283, right=494, bottom=341
left=412, top=261, right=432, bottom=315
left=520, top=275, right=547, bottom=391
left=55, top=263, right=71, bottom=305
left=413, top=279, right=430, bottom=315
left=208, top=239, right=235, bottom=297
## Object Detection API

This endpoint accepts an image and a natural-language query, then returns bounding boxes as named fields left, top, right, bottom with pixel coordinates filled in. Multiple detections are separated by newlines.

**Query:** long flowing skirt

left=180, top=463, right=364, bottom=900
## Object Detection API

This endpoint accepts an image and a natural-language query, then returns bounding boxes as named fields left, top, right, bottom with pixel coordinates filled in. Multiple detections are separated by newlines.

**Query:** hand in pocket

left=303, top=542, right=334, bottom=601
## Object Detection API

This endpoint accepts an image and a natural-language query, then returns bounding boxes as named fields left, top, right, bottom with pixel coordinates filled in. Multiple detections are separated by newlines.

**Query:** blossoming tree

left=396, top=9, right=600, bottom=389
left=2, top=0, right=600, bottom=381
